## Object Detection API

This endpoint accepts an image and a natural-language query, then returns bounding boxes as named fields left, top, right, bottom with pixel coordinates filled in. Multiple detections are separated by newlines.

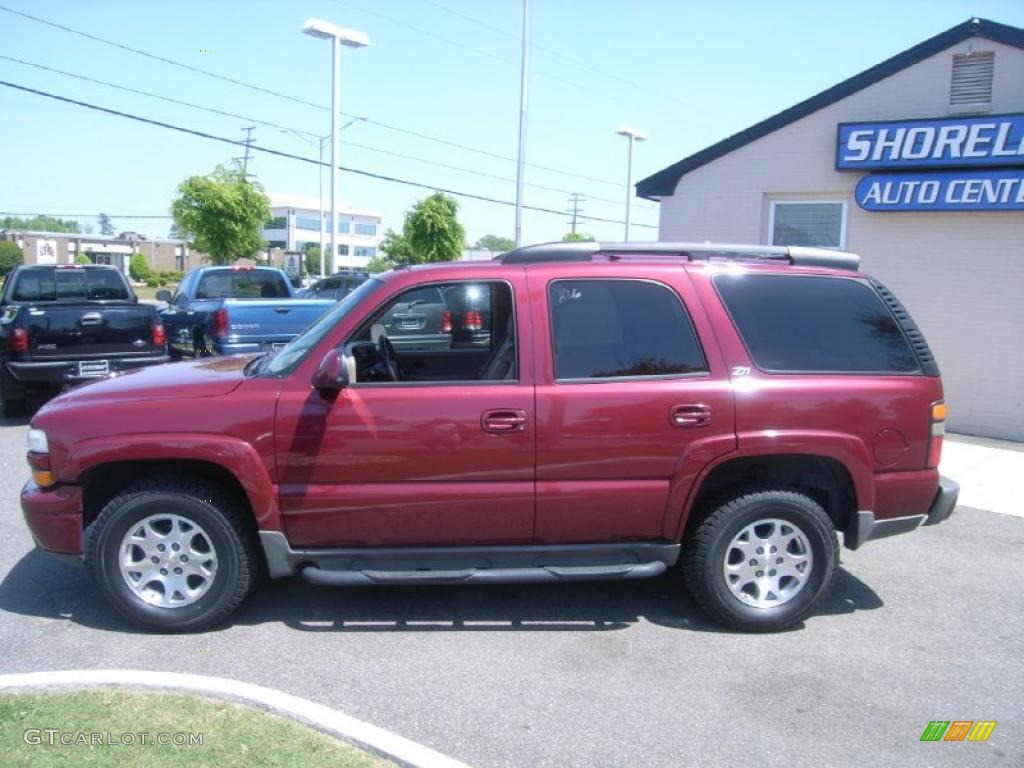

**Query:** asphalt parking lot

left=0, top=411, right=1020, bottom=768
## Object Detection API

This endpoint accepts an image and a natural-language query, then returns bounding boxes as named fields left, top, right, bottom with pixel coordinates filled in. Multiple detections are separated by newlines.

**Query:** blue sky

left=1, top=0, right=1022, bottom=245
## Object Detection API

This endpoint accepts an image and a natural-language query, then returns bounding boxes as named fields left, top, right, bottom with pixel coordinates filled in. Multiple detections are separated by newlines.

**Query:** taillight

left=927, top=401, right=946, bottom=469
left=462, top=310, right=482, bottom=331
left=440, top=310, right=452, bottom=334
left=7, top=327, right=29, bottom=353
left=152, top=324, right=166, bottom=348
left=212, top=309, right=229, bottom=338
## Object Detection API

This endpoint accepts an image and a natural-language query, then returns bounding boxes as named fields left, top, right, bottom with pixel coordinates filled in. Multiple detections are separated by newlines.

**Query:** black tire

left=682, top=487, right=839, bottom=632
left=86, top=477, right=257, bottom=632
left=1, top=366, right=26, bottom=418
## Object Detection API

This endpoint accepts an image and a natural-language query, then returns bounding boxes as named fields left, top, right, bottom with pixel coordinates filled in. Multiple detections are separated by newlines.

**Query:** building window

left=768, top=201, right=846, bottom=249
left=295, top=216, right=322, bottom=231
left=355, top=222, right=377, bottom=236
left=265, top=217, right=287, bottom=230
left=336, top=218, right=350, bottom=234
left=337, top=244, right=349, bottom=256
left=949, top=51, right=994, bottom=112
left=354, top=246, right=376, bottom=258
left=266, top=240, right=286, bottom=250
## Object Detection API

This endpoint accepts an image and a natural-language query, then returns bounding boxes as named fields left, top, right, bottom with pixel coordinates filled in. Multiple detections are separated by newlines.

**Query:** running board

left=258, top=531, right=679, bottom=581
left=301, top=560, right=667, bottom=587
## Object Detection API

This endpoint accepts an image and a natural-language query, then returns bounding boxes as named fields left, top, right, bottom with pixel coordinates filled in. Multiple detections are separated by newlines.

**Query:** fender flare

left=63, top=433, right=283, bottom=532
left=664, top=430, right=873, bottom=541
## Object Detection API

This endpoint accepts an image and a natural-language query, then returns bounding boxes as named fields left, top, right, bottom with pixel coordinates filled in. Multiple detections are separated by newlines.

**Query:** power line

left=0, top=80, right=659, bottom=230
left=0, top=4, right=650, bottom=193
left=0, top=54, right=649, bottom=209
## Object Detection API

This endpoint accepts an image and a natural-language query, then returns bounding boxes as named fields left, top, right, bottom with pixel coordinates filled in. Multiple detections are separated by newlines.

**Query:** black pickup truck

left=0, top=264, right=168, bottom=416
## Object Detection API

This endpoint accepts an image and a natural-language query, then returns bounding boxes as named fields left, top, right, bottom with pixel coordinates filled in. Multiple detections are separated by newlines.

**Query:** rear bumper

left=7, top=354, right=169, bottom=385
left=20, top=480, right=85, bottom=562
left=215, top=339, right=294, bottom=356
left=845, top=475, right=960, bottom=549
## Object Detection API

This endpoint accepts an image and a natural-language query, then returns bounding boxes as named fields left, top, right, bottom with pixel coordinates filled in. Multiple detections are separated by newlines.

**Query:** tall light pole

left=616, top=124, right=648, bottom=241
left=514, top=0, right=531, bottom=247
left=302, top=18, right=368, bottom=273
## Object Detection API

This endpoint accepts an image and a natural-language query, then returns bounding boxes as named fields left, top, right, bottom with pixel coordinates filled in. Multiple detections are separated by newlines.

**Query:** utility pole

left=514, top=0, right=531, bottom=247
left=238, top=126, right=256, bottom=178
left=566, top=193, right=585, bottom=235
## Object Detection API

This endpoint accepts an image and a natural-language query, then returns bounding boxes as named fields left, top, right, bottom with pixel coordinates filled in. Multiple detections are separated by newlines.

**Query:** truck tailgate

left=25, top=302, right=161, bottom=359
left=223, top=299, right=334, bottom=343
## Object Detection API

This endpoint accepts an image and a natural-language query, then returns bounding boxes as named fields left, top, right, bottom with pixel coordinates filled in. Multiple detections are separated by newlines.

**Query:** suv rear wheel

left=682, top=488, right=838, bottom=632
left=86, top=478, right=256, bottom=632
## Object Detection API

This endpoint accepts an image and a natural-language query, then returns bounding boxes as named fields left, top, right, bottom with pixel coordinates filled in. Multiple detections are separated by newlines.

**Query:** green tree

left=474, top=234, right=515, bottom=252
left=303, top=245, right=324, bottom=277
left=170, top=164, right=271, bottom=265
left=404, top=193, right=465, bottom=263
left=364, top=255, right=396, bottom=274
left=128, top=253, right=151, bottom=281
left=379, top=228, right=413, bottom=264
left=97, top=212, right=114, bottom=236
left=0, top=241, right=24, bottom=275
left=74, top=253, right=92, bottom=265
left=562, top=232, right=595, bottom=242
left=0, top=215, right=80, bottom=233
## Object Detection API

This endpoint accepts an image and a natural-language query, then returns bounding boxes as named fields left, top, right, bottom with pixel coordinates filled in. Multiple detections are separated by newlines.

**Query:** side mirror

left=311, top=349, right=350, bottom=391
left=155, top=289, right=172, bottom=302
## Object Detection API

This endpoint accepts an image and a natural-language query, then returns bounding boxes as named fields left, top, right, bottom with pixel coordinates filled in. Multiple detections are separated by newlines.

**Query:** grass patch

left=0, top=690, right=394, bottom=767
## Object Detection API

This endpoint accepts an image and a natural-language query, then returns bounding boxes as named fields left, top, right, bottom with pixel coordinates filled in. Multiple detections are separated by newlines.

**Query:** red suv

left=19, top=242, right=958, bottom=632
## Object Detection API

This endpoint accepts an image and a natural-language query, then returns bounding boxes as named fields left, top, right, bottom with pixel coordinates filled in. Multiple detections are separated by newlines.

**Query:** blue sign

left=837, top=114, right=1024, bottom=170
left=855, top=170, right=1024, bottom=211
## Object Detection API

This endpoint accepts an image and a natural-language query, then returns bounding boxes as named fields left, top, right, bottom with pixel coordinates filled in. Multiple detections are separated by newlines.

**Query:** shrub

left=145, top=277, right=159, bottom=288
left=129, top=253, right=152, bottom=281
left=0, top=241, right=24, bottom=275
left=74, top=254, right=92, bottom=265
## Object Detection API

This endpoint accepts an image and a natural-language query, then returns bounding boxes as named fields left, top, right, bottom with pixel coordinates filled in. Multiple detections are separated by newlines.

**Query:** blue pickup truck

left=157, top=266, right=333, bottom=357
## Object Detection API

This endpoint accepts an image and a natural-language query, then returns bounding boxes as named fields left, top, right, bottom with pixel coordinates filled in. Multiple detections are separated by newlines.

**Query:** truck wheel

left=1, top=367, right=26, bottom=418
left=86, top=478, right=257, bottom=632
left=682, top=488, right=838, bottom=632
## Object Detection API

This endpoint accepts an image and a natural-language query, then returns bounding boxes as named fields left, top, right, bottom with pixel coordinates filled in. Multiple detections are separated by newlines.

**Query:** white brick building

left=261, top=194, right=382, bottom=272
left=638, top=18, right=1024, bottom=441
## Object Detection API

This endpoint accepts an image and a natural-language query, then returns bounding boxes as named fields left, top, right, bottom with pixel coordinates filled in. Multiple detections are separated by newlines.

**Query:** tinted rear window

left=548, top=279, right=707, bottom=379
left=714, top=274, right=920, bottom=373
left=11, top=268, right=131, bottom=301
left=196, top=270, right=290, bottom=299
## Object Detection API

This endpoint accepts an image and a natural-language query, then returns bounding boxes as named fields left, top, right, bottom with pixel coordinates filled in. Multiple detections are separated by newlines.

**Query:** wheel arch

left=676, top=453, right=860, bottom=544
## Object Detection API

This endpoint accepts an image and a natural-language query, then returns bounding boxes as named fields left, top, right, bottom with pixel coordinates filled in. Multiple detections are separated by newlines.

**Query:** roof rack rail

left=497, top=241, right=860, bottom=271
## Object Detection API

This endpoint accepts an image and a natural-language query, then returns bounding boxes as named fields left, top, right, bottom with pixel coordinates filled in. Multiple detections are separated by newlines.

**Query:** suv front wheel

left=86, top=478, right=257, bottom=632
left=682, top=488, right=839, bottom=632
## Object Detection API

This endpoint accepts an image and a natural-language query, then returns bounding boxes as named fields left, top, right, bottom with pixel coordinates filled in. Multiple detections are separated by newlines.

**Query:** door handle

left=482, top=409, right=528, bottom=434
left=79, top=312, right=104, bottom=326
left=671, top=404, right=711, bottom=428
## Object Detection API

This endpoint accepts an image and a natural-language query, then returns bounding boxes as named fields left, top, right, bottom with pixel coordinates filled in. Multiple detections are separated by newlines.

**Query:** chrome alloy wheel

left=722, top=518, right=814, bottom=608
left=119, top=513, right=218, bottom=608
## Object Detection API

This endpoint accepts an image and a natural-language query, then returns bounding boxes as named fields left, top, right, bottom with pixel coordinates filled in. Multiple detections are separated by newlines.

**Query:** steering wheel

left=377, top=335, right=401, bottom=381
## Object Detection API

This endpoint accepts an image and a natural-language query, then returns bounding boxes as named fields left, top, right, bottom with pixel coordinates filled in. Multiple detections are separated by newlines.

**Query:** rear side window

left=714, top=274, right=920, bottom=373
left=548, top=279, right=707, bottom=380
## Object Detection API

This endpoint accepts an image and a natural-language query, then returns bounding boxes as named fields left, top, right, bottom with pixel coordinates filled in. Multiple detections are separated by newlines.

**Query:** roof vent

left=949, top=50, right=994, bottom=113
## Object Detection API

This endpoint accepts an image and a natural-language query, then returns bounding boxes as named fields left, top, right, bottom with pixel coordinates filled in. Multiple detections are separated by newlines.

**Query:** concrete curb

left=0, top=669, right=472, bottom=768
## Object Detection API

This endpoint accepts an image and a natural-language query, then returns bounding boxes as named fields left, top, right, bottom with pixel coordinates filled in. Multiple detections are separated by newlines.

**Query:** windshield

left=10, top=267, right=132, bottom=302
left=196, top=270, right=290, bottom=299
left=263, top=277, right=384, bottom=376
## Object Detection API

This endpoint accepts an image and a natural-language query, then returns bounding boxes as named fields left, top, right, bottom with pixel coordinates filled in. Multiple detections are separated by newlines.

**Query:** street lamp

left=616, top=124, right=648, bottom=241
left=301, top=17, right=369, bottom=273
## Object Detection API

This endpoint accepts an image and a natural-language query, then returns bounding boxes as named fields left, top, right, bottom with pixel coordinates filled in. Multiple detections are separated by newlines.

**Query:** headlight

left=27, top=428, right=49, bottom=454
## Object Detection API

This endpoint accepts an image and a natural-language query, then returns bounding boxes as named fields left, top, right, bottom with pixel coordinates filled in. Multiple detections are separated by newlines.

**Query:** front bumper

left=7, top=354, right=169, bottom=385
left=845, top=475, right=960, bottom=549
left=20, top=480, right=85, bottom=563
